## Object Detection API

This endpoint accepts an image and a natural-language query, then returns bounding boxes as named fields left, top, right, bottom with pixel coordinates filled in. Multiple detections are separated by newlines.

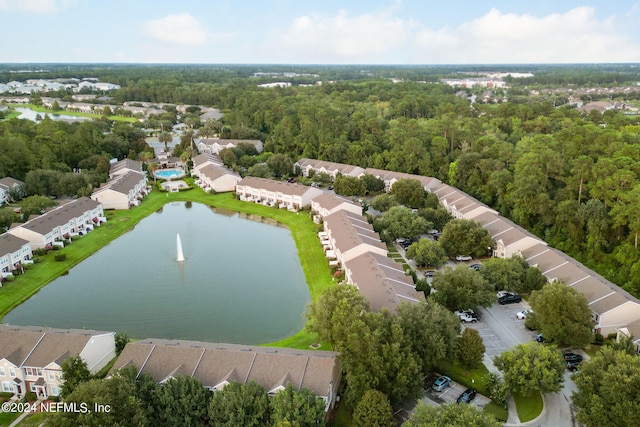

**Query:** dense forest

left=2, top=64, right=640, bottom=296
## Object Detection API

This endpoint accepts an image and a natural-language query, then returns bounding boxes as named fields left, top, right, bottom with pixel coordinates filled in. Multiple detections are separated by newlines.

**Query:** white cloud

left=0, top=0, right=77, bottom=14
left=143, top=13, right=207, bottom=46
left=412, top=7, right=640, bottom=64
left=264, top=7, right=414, bottom=63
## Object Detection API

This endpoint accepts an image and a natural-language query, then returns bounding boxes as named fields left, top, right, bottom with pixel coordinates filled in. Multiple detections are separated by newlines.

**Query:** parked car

left=469, top=263, right=482, bottom=271
left=310, top=182, right=320, bottom=188
left=496, top=290, right=515, bottom=298
left=535, top=334, right=546, bottom=343
left=498, top=293, right=522, bottom=304
left=455, top=255, right=472, bottom=261
left=425, top=270, right=435, bottom=277
left=456, top=388, right=477, bottom=404
left=463, top=309, right=481, bottom=320
left=516, top=309, right=533, bottom=320
left=432, top=376, right=452, bottom=392
left=567, top=361, right=581, bottom=371
left=454, top=310, right=478, bottom=323
left=327, top=186, right=333, bottom=190
left=563, top=352, right=584, bottom=364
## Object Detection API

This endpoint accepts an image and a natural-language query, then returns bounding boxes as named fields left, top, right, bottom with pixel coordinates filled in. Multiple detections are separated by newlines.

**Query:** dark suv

left=563, top=352, right=583, bottom=363
left=498, top=293, right=522, bottom=304
left=456, top=388, right=477, bottom=404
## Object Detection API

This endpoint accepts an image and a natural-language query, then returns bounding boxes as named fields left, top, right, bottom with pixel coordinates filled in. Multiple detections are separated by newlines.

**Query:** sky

left=1, top=0, right=640, bottom=64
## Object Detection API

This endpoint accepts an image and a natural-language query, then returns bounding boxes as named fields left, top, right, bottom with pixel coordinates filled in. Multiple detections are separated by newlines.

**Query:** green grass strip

left=0, top=187, right=334, bottom=350
left=513, top=391, right=543, bottom=422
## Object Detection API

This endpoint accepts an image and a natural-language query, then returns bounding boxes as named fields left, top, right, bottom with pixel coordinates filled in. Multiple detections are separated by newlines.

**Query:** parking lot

left=423, top=374, right=491, bottom=409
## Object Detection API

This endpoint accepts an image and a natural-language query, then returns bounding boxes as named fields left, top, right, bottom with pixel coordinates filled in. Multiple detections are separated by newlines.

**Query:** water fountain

left=176, top=233, right=185, bottom=262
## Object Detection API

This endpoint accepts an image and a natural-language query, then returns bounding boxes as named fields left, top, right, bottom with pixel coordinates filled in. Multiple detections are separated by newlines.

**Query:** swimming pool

left=154, top=169, right=185, bottom=179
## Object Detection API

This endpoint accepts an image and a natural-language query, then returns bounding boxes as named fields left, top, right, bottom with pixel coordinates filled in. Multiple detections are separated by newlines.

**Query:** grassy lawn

left=0, top=186, right=334, bottom=350
left=12, top=103, right=138, bottom=123
left=439, top=361, right=490, bottom=396
left=483, top=401, right=508, bottom=423
left=513, top=391, right=543, bottom=422
left=0, top=410, right=21, bottom=427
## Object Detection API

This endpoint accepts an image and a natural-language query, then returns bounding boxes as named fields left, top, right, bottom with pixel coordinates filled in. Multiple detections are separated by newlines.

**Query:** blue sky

left=1, top=0, right=640, bottom=64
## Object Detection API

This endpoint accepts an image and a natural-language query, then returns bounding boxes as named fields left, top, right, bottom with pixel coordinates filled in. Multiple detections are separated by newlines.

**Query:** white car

left=454, top=310, right=478, bottom=323
left=455, top=255, right=472, bottom=261
left=497, top=290, right=515, bottom=299
left=516, top=309, right=533, bottom=320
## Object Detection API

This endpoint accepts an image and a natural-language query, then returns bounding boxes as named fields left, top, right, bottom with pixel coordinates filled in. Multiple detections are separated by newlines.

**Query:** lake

left=13, top=107, right=92, bottom=122
left=3, top=202, right=311, bottom=344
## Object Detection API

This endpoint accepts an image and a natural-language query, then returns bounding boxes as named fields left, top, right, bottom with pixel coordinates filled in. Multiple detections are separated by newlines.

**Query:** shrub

left=25, top=391, right=37, bottom=402
left=593, top=333, right=604, bottom=345
left=34, top=248, right=48, bottom=256
left=2, top=275, right=15, bottom=282
left=54, top=253, right=67, bottom=262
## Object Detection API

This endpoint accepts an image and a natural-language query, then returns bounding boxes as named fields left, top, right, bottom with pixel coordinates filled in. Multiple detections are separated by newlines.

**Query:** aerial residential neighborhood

left=2, top=5, right=640, bottom=422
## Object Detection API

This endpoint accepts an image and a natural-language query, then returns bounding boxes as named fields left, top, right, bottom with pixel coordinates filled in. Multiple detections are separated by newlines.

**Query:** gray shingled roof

left=11, top=197, right=101, bottom=235
left=111, top=339, right=339, bottom=397
left=0, top=233, right=29, bottom=255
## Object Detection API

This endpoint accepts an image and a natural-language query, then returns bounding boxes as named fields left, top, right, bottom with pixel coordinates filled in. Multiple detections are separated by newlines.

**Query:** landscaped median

left=0, top=187, right=335, bottom=350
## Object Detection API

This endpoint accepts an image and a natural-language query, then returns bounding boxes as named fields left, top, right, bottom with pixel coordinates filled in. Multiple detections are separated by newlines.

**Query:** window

left=51, top=386, right=60, bottom=396
left=24, top=367, right=35, bottom=376
left=9, top=368, right=15, bottom=377
left=48, top=372, right=55, bottom=380
left=37, top=369, right=43, bottom=377
left=30, top=383, right=36, bottom=392
left=0, top=367, right=5, bottom=376
left=2, top=381, right=13, bottom=393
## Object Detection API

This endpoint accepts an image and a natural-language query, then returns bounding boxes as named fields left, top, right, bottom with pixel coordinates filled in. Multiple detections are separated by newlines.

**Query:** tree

left=60, top=355, right=92, bottom=397
left=115, top=332, right=130, bottom=356
left=456, top=328, right=486, bottom=370
left=266, top=153, right=294, bottom=177
left=429, top=265, right=495, bottom=311
left=208, top=381, right=271, bottom=427
left=353, top=390, right=394, bottom=427
left=493, top=342, right=565, bottom=396
left=439, top=219, right=494, bottom=258
left=158, top=132, right=172, bottom=152
left=47, top=373, right=149, bottom=427
left=529, top=281, right=593, bottom=347
left=396, top=302, right=460, bottom=373
left=484, top=372, right=510, bottom=406
left=417, top=206, right=452, bottom=231
left=478, top=256, right=544, bottom=293
left=0, top=207, right=19, bottom=231
left=270, top=384, right=326, bottom=426
left=406, top=238, right=446, bottom=268
left=247, top=163, right=272, bottom=178
left=370, top=193, right=398, bottom=212
left=333, top=175, right=366, bottom=197
left=306, top=283, right=370, bottom=345
left=51, top=100, right=61, bottom=111
left=377, top=206, right=431, bottom=240
left=572, top=347, right=640, bottom=427
left=360, top=174, right=385, bottom=193
left=152, top=376, right=211, bottom=426
left=404, top=402, right=501, bottom=427
left=19, top=194, right=57, bottom=221
left=390, top=178, right=426, bottom=208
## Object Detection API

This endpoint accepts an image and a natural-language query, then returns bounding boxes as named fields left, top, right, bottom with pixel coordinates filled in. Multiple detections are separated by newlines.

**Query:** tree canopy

left=376, top=206, right=431, bottom=241
left=572, top=347, right=640, bottom=427
left=438, top=219, right=494, bottom=258
left=529, top=281, right=594, bottom=347
left=493, top=342, right=565, bottom=396
left=406, top=238, right=446, bottom=268
left=404, top=402, right=501, bottom=427
left=429, top=265, right=495, bottom=310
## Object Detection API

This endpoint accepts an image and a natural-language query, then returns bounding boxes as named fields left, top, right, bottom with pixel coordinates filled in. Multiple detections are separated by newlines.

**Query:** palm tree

left=158, top=132, right=172, bottom=154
